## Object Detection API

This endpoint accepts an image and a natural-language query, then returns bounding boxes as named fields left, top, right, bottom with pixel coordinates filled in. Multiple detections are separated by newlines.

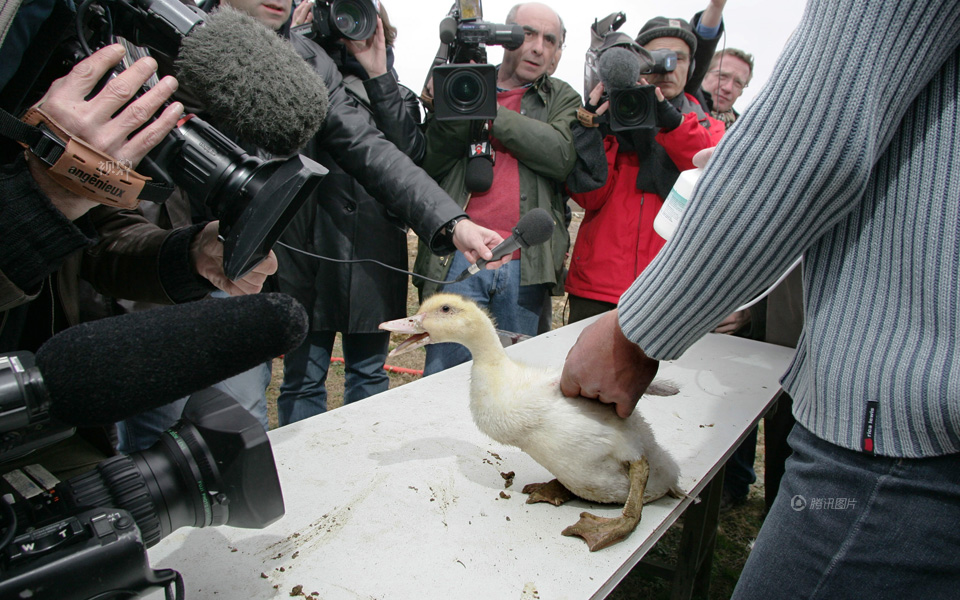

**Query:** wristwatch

left=444, top=215, right=469, bottom=239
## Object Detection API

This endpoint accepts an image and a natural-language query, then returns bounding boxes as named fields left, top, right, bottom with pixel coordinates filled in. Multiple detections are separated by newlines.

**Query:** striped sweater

left=618, top=0, right=960, bottom=458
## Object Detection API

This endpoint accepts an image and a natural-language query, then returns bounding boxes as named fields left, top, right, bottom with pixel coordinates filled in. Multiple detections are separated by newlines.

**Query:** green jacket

left=413, top=73, right=581, bottom=299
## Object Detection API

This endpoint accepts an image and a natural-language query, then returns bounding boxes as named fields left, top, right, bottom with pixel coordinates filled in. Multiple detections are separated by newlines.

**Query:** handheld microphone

left=451, top=208, right=555, bottom=283
left=175, top=6, right=329, bottom=156
left=0, top=293, right=307, bottom=430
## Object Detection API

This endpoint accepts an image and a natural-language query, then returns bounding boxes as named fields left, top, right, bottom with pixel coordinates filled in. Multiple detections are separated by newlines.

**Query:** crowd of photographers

left=0, top=0, right=751, bottom=509
left=10, top=0, right=959, bottom=597
left=0, top=0, right=750, bottom=423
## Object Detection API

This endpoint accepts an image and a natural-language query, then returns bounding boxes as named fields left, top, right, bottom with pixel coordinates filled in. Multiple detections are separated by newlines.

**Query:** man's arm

left=421, top=114, right=471, bottom=183
left=25, top=44, right=182, bottom=220
left=488, top=83, right=581, bottom=181
left=309, top=39, right=500, bottom=259
left=346, top=16, right=427, bottom=164
left=0, top=45, right=181, bottom=308
left=561, top=0, right=960, bottom=415
left=686, top=1, right=726, bottom=95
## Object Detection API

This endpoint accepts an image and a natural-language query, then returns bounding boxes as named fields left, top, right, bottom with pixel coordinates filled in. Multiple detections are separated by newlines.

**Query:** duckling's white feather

left=404, top=294, right=681, bottom=506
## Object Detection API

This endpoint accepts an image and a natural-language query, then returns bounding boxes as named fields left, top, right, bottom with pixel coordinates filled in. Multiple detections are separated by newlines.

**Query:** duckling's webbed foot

left=561, top=457, right=650, bottom=552
left=522, top=479, right=574, bottom=506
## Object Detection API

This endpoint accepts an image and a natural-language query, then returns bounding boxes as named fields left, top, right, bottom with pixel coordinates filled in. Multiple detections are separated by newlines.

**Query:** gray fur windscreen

left=175, top=6, right=328, bottom=156
left=598, top=47, right=642, bottom=90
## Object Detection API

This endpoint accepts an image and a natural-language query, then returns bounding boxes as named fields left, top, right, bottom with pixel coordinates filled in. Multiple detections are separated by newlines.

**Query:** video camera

left=430, top=0, right=524, bottom=120
left=585, top=14, right=678, bottom=132
left=0, top=0, right=327, bottom=280
left=0, top=351, right=284, bottom=599
left=291, top=0, right=379, bottom=43
left=603, top=46, right=676, bottom=132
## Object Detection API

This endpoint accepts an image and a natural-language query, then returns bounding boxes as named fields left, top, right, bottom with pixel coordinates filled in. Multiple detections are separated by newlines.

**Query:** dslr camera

left=291, top=0, right=379, bottom=43
left=430, top=0, right=525, bottom=120
left=0, top=0, right=326, bottom=280
left=0, top=351, right=284, bottom=600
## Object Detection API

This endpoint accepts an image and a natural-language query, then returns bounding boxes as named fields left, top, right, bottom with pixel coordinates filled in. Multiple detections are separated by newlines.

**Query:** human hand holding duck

left=560, top=310, right=660, bottom=418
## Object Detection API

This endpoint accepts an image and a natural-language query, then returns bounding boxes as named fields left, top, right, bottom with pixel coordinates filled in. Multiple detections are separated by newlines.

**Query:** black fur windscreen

left=176, top=6, right=328, bottom=156
left=35, top=293, right=308, bottom=427
left=514, top=208, right=555, bottom=248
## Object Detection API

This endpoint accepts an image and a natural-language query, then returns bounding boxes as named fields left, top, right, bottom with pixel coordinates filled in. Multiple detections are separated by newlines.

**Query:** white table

left=144, top=320, right=794, bottom=600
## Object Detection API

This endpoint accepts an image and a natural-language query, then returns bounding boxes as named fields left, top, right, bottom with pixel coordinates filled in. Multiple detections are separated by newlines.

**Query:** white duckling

left=379, top=293, right=682, bottom=551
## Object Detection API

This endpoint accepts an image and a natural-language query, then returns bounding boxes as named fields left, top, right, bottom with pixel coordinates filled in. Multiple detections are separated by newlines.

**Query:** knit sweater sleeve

left=618, top=0, right=960, bottom=360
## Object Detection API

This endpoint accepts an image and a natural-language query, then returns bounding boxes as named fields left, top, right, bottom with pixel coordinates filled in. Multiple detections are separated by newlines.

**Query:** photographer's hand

left=344, top=16, right=387, bottom=78
left=27, top=44, right=182, bottom=220
left=641, top=78, right=683, bottom=132
left=292, top=0, right=314, bottom=26
left=452, top=220, right=510, bottom=269
left=585, top=82, right=609, bottom=115
left=190, top=221, right=279, bottom=295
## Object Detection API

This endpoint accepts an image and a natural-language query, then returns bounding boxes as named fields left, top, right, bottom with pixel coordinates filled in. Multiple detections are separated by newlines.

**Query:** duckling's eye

left=441, top=305, right=451, bottom=313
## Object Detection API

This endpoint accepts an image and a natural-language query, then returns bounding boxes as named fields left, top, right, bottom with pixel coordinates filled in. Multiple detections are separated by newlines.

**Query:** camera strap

left=0, top=107, right=173, bottom=208
left=577, top=106, right=602, bottom=127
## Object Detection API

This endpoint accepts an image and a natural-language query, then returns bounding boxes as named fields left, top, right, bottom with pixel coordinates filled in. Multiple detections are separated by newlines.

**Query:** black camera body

left=431, top=0, right=524, bottom=121
left=432, top=63, right=498, bottom=121
left=607, top=85, right=659, bottom=132
left=0, top=387, right=285, bottom=600
left=312, top=0, right=378, bottom=42
left=0, top=506, right=177, bottom=599
left=290, top=0, right=378, bottom=43
left=598, top=46, right=678, bottom=132
left=0, top=0, right=327, bottom=281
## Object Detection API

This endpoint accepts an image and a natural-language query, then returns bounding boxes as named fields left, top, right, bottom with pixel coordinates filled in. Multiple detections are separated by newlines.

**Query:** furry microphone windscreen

left=176, top=6, right=329, bottom=156
left=35, top=293, right=308, bottom=427
left=599, top=47, right=642, bottom=90
left=465, top=156, right=494, bottom=193
left=514, top=207, right=555, bottom=248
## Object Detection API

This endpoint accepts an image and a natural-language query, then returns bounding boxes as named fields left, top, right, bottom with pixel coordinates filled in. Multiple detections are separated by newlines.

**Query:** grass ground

left=264, top=211, right=769, bottom=598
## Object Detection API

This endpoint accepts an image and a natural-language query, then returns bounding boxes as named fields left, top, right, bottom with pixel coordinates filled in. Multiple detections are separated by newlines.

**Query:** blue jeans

left=115, top=363, right=272, bottom=454
left=723, top=426, right=758, bottom=500
left=277, top=331, right=390, bottom=426
left=423, top=252, right=549, bottom=376
left=732, top=424, right=960, bottom=599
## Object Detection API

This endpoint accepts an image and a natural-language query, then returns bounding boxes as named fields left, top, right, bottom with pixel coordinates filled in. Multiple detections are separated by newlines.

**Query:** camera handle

left=0, top=107, right=175, bottom=207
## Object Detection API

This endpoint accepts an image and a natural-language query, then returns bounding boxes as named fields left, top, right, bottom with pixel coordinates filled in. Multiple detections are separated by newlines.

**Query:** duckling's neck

left=461, top=325, right=535, bottom=446
left=458, top=321, right=509, bottom=365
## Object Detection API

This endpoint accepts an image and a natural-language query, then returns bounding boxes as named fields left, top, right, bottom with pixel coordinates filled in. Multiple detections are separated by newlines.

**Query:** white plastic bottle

left=653, top=167, right=702, bottom=240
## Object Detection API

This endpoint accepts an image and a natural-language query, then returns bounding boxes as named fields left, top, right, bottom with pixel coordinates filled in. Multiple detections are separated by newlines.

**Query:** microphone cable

left=275, top=241, right=454, bottom=285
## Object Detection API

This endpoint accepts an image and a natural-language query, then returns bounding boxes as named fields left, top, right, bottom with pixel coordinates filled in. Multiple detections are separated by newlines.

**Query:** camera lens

left=610, top=87, right=655, bottom=130
left=331, top=0, right=376, bottom=40
left=445, top=69, right=488, bottom=114
left=614, top=91, right=643, bottom=122
left=56, top=390, right=283, bottom=546
left=59, top=421, right=225, bottom=547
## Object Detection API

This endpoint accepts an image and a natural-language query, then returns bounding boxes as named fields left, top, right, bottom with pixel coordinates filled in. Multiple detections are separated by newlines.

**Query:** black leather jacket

left=274, top=35, right=436, bottom=332
left=287, top=33, right=464, bottom=255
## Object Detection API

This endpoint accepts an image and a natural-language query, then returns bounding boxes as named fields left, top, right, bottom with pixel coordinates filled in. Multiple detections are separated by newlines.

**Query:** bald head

left=498, top=3, right=564, bottom=90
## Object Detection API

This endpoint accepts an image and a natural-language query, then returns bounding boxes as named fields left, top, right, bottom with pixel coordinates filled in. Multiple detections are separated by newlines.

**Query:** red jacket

left=567, top=102, right=725, bottom=304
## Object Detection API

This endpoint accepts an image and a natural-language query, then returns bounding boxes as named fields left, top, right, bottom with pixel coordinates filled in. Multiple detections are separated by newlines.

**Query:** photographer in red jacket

left=565, top=8, right=725, bottom=323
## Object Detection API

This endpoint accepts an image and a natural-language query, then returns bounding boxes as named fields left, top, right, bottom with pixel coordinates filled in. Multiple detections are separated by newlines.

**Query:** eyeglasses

left=707, top=69, right=748, bottom=91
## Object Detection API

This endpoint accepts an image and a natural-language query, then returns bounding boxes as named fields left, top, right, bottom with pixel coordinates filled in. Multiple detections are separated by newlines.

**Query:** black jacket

left=274, top=35, right=432, bottom=332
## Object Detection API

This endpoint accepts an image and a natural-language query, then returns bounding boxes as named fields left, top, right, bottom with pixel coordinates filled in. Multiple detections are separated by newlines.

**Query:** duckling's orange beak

left=379, top=314, right=432, bottom=357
